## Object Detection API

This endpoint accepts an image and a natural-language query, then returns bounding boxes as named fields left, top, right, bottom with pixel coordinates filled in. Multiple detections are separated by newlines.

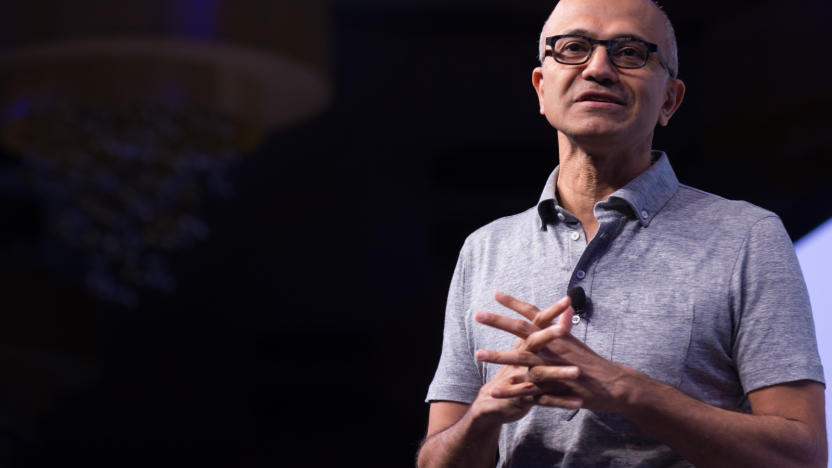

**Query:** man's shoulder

left=672, top=183, right=782, bottom=229
left=460, top=205, right=540, bottom=255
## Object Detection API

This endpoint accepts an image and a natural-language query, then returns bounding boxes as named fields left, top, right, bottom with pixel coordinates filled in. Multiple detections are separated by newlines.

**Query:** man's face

left=533, top=0, right=683, bottom=151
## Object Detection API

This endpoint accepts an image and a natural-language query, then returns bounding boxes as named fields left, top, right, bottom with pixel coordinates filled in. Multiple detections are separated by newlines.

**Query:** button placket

left=567, top=216, right=623, bottom=327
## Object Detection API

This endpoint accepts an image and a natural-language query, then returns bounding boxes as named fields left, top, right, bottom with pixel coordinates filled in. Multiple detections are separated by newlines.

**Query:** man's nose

left=581, top=45, right=619, bottom=84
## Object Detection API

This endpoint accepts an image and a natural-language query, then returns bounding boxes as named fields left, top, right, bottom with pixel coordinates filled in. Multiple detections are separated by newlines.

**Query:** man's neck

left=555, top=138, right=653, bottom=242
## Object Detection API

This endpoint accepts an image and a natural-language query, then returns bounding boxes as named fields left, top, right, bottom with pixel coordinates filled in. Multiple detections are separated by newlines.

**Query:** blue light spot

left=170, top=0, right=220, bottom=40
left=3, top=97, right=30, bottom=121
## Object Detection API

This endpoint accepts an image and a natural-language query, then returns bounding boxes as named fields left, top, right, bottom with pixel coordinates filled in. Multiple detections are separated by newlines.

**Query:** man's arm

left=416, top=401, right=498, bottom=468
left=417, top=295, right=579, bottom=468
left=417, top=349, right=577, bottom=468
left=416, top=363, right=536, bottom=468
left=475, top=295, right=827, bottom=468
left=623, top=376, right=826, bottom=467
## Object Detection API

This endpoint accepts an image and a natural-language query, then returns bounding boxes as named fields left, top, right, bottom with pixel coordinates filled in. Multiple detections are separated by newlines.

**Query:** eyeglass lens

left=554, top=37, right=649, bottom=68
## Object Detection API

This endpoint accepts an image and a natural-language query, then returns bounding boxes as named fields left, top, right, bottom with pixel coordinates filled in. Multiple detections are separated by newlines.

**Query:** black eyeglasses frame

left=544, top=34, right=676, bottom=78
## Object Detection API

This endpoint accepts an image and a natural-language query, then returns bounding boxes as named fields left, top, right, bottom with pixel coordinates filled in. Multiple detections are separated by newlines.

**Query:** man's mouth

left=576, top=92, right=626, bottom=105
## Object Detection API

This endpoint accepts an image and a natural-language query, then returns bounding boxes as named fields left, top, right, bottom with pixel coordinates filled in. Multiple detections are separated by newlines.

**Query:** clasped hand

left=472, top=291, right=635, bottom=420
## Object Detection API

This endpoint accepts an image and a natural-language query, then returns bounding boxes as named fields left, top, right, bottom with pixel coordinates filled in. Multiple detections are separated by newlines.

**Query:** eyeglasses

left=544, top=34, right=675, bottom=77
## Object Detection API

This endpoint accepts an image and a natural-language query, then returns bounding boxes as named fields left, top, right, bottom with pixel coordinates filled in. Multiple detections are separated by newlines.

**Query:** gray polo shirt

left=426, top=152, right=824, bottom=467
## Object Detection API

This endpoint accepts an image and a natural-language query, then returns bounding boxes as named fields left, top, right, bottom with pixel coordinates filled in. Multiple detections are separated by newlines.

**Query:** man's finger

left=535, top=394, right=583, bottom=409
left=555, top=305, right=575, bottom=334
left=528, top=365, right=581, bottom=383
left=475, top=349, right=546, bottom=367
left=524, top=310, right=573, bottom=352
left=491, top=382, right=540, bottom=399
left=475, top=311, right=539, bottom=339
left=491, top=365, right=582, bottom=399
left=494, top=291, right=540, bottom=321
left=532, top=296, right=571, bottom=328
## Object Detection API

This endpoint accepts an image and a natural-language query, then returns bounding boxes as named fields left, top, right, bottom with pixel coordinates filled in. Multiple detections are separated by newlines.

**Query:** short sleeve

left=425, top=242, right=483, bottom=404
left=731, top=215, right=825, bottom=393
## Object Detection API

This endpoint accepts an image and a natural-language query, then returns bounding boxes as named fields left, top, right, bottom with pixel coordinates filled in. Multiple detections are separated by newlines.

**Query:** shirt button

left=641, top=210, right=649, bottom=219
left=570, top=231, right=580, bottom=241
left=557, top=212, right=566, bottom=221
left=572, top=315, right=581, bottom=325
left=576, top=270, right=586, bottom=279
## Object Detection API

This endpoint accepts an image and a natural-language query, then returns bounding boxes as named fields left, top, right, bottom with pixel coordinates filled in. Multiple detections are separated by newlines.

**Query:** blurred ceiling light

left=0, top=0, right=331, bottom=306
left=0, top=0, right=330, bottom=149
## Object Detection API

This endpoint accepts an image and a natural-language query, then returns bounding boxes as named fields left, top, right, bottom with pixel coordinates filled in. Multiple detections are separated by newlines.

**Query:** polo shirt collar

left=536, top=166, right=569, bottom=230
left=537, top=151, right=680, bottom=230
left=609, top=151, right=679, bottom=227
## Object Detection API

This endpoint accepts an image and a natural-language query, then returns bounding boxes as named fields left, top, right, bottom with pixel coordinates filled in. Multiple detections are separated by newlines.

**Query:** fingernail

left=565, top=367, right=580, bottom=378
left=475, top=350, right=490, bottom=360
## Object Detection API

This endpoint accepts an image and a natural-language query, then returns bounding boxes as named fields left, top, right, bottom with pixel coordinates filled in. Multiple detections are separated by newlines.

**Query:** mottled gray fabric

left=426, top=152, right=824, bottom=467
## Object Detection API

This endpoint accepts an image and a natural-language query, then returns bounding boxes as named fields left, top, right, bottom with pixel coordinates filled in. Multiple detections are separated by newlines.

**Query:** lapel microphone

left=567, top=286, right=587, bottom=324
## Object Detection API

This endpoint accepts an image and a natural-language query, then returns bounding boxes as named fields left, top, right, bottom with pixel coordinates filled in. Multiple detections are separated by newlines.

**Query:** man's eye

left=615, top=47, right=641, bottom=57
left=561, top=42, right=590, bottom=53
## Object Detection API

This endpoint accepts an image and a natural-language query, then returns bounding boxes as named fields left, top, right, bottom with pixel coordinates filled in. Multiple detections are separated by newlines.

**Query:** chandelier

left=0, top=1, right=330, bottom=306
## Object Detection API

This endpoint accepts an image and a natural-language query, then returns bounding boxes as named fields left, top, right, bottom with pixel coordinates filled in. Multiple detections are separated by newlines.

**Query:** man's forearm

left=475, top=296, right=826, bottom=466
left=417, top=408, right=500, bottom=468
left=621, top=374, right=826, bottom=468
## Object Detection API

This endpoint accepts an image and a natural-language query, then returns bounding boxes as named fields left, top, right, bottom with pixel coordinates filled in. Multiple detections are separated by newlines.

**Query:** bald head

left=538, top=0, right=678, bottom=77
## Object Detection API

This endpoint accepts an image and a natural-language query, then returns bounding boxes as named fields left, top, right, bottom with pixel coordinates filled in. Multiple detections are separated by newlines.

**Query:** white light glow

left=795, top=217, right=832, bottom=466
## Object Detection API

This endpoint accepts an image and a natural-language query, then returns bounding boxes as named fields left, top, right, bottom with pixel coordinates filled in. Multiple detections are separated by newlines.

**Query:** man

left=416, top=0, right=826, bottom=466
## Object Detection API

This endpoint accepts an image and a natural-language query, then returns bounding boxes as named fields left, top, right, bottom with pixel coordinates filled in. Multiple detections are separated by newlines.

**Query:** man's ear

left=532, top=66, right=546, bottom=115
left=658, top=78, right=686, bottom=126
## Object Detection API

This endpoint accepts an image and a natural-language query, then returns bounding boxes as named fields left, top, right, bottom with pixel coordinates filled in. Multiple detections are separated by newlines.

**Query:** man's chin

left=561, top=126, right=629, bottom=143
left=556, top=126, right=646, bottom=155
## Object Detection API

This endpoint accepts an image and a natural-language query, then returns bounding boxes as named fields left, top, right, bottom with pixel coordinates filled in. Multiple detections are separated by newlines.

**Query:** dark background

left=1, top=0, right=831, bottom=466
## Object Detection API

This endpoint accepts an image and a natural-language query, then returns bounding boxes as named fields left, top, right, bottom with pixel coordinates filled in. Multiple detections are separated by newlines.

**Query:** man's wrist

left=614, top=366, right=672, bottom=420
left=467, top=400, right=507, bottom=435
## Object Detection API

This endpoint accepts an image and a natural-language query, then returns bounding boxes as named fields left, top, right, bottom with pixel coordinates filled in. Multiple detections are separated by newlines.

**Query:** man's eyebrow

left=559, top=28, right=595, bottom=37
left=557, top=29, right=650, bottom=42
